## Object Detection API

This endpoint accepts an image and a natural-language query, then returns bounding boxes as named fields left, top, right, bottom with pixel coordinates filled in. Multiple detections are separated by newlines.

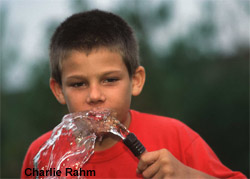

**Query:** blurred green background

left=1, top=0, right=249, bottom=178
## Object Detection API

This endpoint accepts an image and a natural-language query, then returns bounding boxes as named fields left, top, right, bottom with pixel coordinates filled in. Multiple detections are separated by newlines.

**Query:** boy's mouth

left=72, top=109, right=129, bottom=139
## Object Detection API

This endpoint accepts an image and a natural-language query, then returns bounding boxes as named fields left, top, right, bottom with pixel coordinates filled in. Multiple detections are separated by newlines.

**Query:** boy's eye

left=70, top=82, right=86, bottom=88
left=103, top=78, right=119, bottom=83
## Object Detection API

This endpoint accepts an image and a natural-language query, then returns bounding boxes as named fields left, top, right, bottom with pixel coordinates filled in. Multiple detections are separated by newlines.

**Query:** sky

left=1, top=0, right=249, bottom=93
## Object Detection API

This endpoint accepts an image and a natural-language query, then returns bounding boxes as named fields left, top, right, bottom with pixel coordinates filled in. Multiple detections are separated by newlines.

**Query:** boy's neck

left=94, top=112, right=131, bottom=151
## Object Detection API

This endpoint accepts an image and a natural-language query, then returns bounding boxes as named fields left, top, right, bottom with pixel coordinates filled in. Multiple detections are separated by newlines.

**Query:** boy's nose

left=86, top=84, right=106, bottom=105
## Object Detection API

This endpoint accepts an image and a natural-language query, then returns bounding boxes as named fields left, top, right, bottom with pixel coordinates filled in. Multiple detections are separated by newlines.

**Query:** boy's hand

left=137, top=149, right=217, bottom=178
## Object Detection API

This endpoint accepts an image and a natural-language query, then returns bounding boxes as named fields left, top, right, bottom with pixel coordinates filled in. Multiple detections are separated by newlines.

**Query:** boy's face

left=50, top=48, right=145, bottom=124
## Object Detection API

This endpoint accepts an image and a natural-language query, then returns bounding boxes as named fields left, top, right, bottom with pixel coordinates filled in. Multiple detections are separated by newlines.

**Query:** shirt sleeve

left=21, top=131, right=52, bottom=179
left=21, top=142, right=36, bottom=179
left=184, top=135, right=247, bottom=179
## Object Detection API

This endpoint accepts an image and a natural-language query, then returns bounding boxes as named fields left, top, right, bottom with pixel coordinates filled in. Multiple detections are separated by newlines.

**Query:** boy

left=21, top=10, right=246, bottom=178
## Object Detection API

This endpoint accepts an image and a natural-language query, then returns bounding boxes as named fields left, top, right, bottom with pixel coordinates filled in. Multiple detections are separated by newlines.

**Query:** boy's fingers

left=141, top=159, right=161, bottom=178
left=152, top=171, right=164, bottom=179
left=137, top=151, right=159, bottom=173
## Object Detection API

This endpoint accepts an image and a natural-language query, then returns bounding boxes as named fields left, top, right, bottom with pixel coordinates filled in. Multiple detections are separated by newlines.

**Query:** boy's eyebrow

left=66, top=70, right=123, bottom=80
left=102, top=70, right=123, bottom=76
left=66, top=75, right=86, bottom=80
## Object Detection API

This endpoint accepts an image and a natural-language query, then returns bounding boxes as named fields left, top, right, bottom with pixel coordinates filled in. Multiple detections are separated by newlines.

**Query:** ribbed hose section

left=123, top=133, right=146, bottom=158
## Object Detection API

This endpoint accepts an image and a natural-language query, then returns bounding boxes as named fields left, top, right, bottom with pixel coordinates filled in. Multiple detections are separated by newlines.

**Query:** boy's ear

left=49, top=78, right=66, bottom=104
left=132, top=66, right=146, bottom=96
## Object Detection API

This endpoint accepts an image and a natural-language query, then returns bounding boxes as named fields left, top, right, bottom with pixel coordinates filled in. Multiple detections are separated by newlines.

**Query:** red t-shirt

left=21, top=110, right=246, bottom=178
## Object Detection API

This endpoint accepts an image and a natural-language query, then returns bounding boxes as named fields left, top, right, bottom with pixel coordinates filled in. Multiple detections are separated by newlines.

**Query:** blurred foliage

left=1, top=0, right=249, bottom=178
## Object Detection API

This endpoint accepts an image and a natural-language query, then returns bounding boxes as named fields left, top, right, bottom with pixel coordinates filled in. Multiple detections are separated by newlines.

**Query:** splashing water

left=33, top=109, right=129, bottom=178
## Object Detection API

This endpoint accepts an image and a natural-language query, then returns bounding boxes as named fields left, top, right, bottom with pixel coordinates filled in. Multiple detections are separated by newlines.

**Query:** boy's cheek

left=65, top=98, right=83, bottom=113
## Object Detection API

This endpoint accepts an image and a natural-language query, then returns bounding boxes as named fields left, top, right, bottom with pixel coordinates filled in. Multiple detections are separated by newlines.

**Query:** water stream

left=33, top=109, right=129, bottom=178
